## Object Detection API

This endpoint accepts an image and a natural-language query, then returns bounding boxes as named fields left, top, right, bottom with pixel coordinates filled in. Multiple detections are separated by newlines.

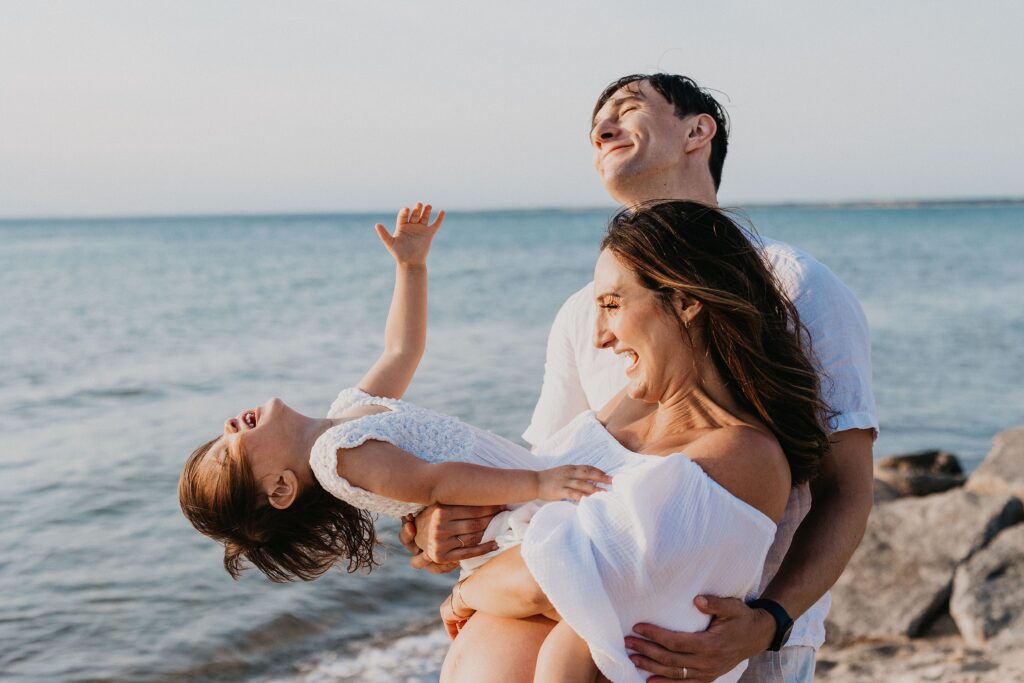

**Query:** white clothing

left=523, top=236, right=879, bottom=650
left=310, top=388, right=776, bottom=683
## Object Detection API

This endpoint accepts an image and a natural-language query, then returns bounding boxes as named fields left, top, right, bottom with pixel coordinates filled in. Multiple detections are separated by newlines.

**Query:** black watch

left=746, top=598, right=794, bottom=652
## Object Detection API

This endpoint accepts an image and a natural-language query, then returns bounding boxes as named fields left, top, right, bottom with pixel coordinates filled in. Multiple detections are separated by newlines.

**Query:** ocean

left=2, top=205, right=1022, bottom=681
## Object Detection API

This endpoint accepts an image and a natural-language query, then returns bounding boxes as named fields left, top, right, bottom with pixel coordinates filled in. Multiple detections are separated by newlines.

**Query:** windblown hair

left=593, top=73, right=731, bottom=190
left=178, top=437, right=379, bottom=582
left=602, top=201, right=832, bottom=484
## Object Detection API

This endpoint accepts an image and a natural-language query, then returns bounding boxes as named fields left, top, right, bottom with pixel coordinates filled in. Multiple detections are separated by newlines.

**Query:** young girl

left=180, top=201, right=813, bottom=683
left=179, top=201, right=620, bottom=679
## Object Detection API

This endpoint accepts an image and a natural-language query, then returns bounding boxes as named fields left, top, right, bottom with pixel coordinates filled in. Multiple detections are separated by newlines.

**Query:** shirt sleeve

left=522, top=289, right=592, bottom=449
left=784, top=256, right=879, bottom=437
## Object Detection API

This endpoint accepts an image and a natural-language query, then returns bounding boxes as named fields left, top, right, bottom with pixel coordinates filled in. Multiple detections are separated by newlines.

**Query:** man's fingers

left=410, top=553, right=458, bottom=574
left=436, top=540, right=499, bottom=563
left=694, top=595, right=745, bottom=618
left=631, top=623, right=707, bottom=652
left=435, top=504, right=506, bottom=521
left=628, top=654, right=710, bottom=682
left=399, top=521, right=418, bottom=552
left=444, top=516, right=495, bottom=535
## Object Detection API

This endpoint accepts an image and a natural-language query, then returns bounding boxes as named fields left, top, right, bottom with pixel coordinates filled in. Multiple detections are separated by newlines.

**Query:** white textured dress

left=309, top=389, right=777, bottom=683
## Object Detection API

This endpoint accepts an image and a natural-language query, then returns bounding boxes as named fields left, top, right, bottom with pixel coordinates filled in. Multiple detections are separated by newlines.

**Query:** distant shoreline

left=2, top=197, right=1023, bottom=223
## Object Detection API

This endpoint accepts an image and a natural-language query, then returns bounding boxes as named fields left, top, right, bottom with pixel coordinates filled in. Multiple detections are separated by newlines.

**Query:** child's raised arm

left=356, top=202, right=445, bottom=400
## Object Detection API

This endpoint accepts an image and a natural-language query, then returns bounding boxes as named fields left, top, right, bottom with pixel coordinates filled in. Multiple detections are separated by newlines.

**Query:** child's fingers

left=374, top=223, right=394, bottom=246
left=568, top=480, right=604, bottom=496
left=409, top=202, right=424, bottom=223
left=572, top=465, right=611, bottom=483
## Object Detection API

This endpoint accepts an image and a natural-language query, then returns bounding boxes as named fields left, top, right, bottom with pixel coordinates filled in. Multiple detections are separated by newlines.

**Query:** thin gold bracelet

left=451, top=579, right=473, bottom=618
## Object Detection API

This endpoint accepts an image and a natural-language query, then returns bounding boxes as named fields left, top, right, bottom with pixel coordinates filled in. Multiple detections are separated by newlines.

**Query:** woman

left=438, top=201, right=831, bottom=682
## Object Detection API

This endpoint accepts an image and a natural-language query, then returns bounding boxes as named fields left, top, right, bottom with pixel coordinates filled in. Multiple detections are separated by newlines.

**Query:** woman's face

left=593, top=248, right=693, bottom=403
left=200, top=397, right=303, bottom=488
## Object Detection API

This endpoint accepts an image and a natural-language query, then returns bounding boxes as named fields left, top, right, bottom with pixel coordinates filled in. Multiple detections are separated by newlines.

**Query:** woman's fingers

left=420, top=204, right=432, bottom=224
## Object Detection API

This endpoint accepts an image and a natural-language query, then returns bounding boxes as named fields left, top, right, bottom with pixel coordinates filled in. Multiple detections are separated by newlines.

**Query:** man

left=402, top=73, right=877, bottom=682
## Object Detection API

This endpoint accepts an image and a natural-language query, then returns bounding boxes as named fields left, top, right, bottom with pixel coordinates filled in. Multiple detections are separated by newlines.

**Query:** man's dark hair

left=593, top=74, right=730, bottom=190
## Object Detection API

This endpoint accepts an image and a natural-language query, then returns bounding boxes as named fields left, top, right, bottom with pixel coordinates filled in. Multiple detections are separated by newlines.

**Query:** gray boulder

left=826, top=488, right=1023, bottom=644
left=966, top=427, right=1024, bottom=502
left=873, top=477, right=903, bottom=503
left=874, top=449, right=965, bottom=497
left=950, top=524, right=1024, bottom=651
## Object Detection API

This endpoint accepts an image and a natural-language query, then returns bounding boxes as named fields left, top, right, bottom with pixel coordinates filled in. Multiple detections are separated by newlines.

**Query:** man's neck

left=617, top=177, right=718, bottom=208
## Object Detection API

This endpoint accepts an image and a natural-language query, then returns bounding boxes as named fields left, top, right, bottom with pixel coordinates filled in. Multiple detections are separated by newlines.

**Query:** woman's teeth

left=244, top=411, right=256, bottom=428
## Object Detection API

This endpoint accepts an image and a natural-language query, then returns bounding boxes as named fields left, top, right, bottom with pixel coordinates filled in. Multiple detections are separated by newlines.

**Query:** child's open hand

left=537, top=465, right=612, bottom=502
left=375, top=202, right=446, bottom=266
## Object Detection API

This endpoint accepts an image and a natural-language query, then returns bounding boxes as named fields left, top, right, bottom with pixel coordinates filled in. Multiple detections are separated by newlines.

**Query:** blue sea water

left=1, top=206, right=1022, bottom=681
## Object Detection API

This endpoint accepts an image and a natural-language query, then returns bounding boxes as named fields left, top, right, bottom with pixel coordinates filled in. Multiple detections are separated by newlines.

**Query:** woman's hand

left=537, top=465, right=611, bottom=501
left=439, top=581, right=476, bottom=640
left=375, top=202, right=445, bottom=267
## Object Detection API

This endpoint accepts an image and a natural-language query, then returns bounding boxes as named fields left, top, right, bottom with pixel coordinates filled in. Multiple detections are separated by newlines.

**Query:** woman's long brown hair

left=179, top=437, right=379, bottom=582
left=602, top=201, right=833, bottom=484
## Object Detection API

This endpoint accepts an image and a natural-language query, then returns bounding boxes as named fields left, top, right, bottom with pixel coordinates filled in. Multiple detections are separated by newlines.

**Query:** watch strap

left=747, top=598, right=794, bottom=652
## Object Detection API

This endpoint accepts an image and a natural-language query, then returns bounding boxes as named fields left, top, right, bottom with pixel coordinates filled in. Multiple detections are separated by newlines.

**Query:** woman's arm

left=456, top=546, right=554, bottom=619
left=355, top=203, right=444, bottom=401
left=338, top=439, right=610, bottom=506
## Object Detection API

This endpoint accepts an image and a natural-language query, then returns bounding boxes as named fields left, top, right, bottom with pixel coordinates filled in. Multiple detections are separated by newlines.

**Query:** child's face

left=200, top=397, right=303, bottom=494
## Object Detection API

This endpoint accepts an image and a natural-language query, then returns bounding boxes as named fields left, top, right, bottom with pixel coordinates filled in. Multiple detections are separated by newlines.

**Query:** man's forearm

left=761, top=428, right=874, bottom=618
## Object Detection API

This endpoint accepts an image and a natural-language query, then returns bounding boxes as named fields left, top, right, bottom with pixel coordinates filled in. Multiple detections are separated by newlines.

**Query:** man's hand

left=399, top=504, right=503, bottom=574
left=624, top=596, right=775, bottom=682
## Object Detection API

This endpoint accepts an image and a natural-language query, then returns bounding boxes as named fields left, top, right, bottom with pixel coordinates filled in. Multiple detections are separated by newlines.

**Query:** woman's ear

left=674, top=294, right=703, bottom=328
left=265, top=471, right=299, bottom=510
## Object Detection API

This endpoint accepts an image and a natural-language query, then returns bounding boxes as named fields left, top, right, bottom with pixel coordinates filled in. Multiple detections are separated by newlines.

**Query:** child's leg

left=534, top=620, right=600, bottom=683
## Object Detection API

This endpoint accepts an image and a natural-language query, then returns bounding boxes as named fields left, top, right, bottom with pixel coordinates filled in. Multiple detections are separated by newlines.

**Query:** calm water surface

left=1, top=206, right=1022, bottom=681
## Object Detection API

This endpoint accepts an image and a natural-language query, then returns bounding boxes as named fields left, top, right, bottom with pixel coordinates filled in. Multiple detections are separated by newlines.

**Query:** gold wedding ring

left=456, top=534, right=466, bottom=548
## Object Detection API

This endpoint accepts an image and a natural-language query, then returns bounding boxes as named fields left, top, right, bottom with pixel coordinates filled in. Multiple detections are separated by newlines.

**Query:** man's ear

left=683, top=113, right=717, bottom=153
left=266, top=470, right=299, bottom=510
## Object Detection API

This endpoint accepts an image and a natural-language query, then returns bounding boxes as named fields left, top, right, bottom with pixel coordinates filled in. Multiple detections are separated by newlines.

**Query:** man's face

left=590, top=81, right=691, bottom=202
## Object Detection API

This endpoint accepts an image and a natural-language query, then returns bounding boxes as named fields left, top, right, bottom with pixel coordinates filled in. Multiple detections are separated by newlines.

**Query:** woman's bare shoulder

left=684, top=425, right=791, bottom=522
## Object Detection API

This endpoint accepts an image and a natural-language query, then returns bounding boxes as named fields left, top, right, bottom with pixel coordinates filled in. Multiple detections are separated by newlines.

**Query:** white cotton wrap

left=521, top=451, right=776, bottom=683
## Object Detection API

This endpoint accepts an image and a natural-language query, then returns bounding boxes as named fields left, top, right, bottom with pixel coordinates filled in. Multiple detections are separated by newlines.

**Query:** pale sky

left=1, top=1, right=1021, bottom=218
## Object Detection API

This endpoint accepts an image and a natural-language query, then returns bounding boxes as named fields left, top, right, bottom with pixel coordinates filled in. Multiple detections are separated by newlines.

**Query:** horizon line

left=2, top=196, right=1023, bottom=223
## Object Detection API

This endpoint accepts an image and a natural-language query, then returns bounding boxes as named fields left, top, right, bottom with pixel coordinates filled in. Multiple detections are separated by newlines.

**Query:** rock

left=873, top=477, right=903, bottom=503
left=966, top=427, right=1024, bottom=503
left=950, top=524, right=1024, bottom=651
left=875, top=450, right=966, bottom=497
left=826, top=488, right=1024, bottom=644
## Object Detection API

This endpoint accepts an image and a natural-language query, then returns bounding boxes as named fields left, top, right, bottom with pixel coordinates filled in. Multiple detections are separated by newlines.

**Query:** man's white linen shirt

left=523, top=236, right=879, bottom=650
